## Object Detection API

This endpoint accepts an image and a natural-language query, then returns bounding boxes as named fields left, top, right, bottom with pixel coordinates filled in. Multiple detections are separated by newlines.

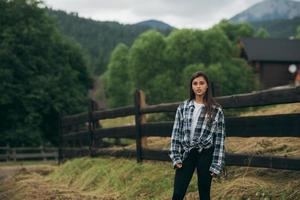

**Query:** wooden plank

left=88, top=101, right=94, bottom=157
left=141, top=103, right=178, bottom=114
left=62, top=131, right=90, bottom=139
left=92, top=106, right=135, bottom=120
left=92, top=149, right=136, bottom=158
left=60, top=86, right=300, bottom=129
left=58, top=147, right=300, bottom=171
left=61, top=147, right=89, bottom=151
left=226, top=113, right=300, bottom=137
left=142, top=149, right=170, bottom=161
left=43, top=148, right=58, bottom=151
left=6, top=147, right=58, bottom=152
left=140, top=150, right=300, bottom=170
left=140, top=113, right=300, bottom=137
left=93, top=126, right=136, bottom=139
left=135, top=90, right=143, bottom=162
left=141, top=122, right=172, bottom=137
left=13, top=153, right=58, bottom=159
left=0, top=155, right=9, bottom=160
left=226, top=153, right=300, bottom=170
left=7, top=147, right=43, bottom=151
left=216, top=85, right=300, bottom=108
left=140, top=86, right=300, bottom=113
left=58, top=112, right=63, bottom=164
left=61, top=148, right=90, bottom=158
left=62, top=112, right=89, bottom=127
left=62, top=112, right=299, bottom=150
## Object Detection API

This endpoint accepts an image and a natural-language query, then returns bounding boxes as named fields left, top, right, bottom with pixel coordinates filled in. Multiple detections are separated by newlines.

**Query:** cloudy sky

left=43, top=0, right=264, bottom=29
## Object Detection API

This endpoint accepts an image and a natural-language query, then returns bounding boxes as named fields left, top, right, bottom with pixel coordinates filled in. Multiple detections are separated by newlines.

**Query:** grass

left=1, top=157, right=299, bottom=199
left=45, top=157, right=300, bottom=200
left=48, top=157, right=173, bottom=199
left=100, top=116, right=134, bottom=128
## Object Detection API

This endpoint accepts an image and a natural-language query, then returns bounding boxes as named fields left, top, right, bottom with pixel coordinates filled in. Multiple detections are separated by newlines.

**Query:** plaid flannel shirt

left=169, top=99, right=226, bottom=175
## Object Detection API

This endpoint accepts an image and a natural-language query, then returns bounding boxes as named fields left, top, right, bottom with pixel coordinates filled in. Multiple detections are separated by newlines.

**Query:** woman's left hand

left=210, top=172, right=217, bottom=177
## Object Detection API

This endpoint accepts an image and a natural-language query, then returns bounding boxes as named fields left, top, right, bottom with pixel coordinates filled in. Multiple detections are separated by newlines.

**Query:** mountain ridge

left=134, top=19, right=173, bottom=30
left=230, top=0, right=300, bottom=23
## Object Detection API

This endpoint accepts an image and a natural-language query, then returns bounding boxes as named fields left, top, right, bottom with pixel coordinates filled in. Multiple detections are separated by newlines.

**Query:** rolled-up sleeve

left=169, top=105, right=183, bottom=167
left=209, top=107, right=226, bottom=175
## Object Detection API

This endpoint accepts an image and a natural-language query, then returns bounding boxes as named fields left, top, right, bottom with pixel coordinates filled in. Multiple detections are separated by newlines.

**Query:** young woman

left=169, top=71, right=226, bottom=200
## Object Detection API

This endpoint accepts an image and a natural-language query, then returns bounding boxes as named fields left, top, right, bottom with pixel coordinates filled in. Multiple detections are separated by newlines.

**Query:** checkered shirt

left=169, top=99, right=226, bottom=175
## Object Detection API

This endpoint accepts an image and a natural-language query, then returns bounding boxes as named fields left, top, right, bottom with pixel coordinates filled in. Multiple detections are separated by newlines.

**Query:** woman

left=169, top=71, right=226, bottom=200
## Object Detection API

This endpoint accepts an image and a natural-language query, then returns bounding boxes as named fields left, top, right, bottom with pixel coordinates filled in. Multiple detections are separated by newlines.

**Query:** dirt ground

left=0, top=163, right=116, bottom=200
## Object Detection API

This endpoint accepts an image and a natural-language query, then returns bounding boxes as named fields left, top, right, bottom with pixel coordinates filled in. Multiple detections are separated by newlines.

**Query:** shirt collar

left=188, top=99, right=194, bottom=108
left=188, top=99, right=206, bottom=109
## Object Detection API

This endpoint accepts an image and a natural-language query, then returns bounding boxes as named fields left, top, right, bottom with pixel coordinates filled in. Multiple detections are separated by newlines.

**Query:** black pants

left=172, top=147, right=214, bottom=200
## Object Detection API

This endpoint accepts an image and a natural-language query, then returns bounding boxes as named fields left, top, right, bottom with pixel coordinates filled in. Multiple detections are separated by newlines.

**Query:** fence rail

left=59, top=86, right=300, bottom=171
left=0, top=146, right=58, bottom=162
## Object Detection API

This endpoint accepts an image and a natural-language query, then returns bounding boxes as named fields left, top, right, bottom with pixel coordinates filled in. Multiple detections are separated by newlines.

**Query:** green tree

left=215, top=20, right=254, bottom=43
left=0, top=0, right=92, bottom=146
left=105, top=22, right=258, bottom=106
left=295, top=26, right=300, bottom=39
left=164, top=29, right=205, bottom=77
left=255, top=27, right=270, bottom=38
left=147, top=70, right=185, bottom=104
left=202, top=27, right=235, bottom=64
left=104, top=43, right=131, bottom=107
left=183, top=59, right=258, bottom=97
left=128, top=30, right=167, bottom=103
left=213, top=59, right=258, bottom=95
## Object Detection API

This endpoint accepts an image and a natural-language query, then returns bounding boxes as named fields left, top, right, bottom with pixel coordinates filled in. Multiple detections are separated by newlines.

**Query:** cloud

left=43, top=0, right=265, bottom=28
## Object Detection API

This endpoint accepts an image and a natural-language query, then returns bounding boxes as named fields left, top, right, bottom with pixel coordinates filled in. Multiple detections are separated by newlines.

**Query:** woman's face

left=192, top=76, right=208, bottom=97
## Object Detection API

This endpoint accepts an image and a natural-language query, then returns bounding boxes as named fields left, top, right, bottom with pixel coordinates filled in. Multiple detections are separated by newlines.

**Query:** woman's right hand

left=175, top=163, right=182, bottom=169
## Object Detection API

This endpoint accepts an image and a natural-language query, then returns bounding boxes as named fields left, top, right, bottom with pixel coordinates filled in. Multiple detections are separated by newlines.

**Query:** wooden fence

left=0, top=145, right=58, bottom=162
left=59, top=86, right=300, bottom=171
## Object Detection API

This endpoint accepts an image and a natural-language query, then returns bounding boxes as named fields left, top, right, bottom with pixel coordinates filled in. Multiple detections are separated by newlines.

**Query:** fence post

left=211, top=81, right=221, bottom=97
left=211, top=82, right=215, bottom=97
left=6, top=143, right=10, bottom=162
left=58, top=112, right=63, bottom=165
left=40, top=145, right=46, bottom=161
left=12, top=148, right=16, bottom=162
left=134, top=89, right=147, bottom=162
left=140, top=92, right=147, bottom=148
left=88, top=99, right=95, bottom=157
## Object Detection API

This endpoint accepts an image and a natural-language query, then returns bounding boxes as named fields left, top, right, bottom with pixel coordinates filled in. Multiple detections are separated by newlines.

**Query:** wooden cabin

left=239, top=37, right=300, bottom=89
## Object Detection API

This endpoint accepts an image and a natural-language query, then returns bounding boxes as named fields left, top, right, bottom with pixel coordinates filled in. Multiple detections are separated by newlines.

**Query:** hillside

left=249, top=17, right=300, bottom=38
left=47, top=9, right=172, bottom=75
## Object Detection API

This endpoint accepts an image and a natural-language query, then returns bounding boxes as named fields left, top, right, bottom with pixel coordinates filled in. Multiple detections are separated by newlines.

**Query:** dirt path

left=0, top=164, right=116, bottom=200
left=0, top=166, right=23, bottom=181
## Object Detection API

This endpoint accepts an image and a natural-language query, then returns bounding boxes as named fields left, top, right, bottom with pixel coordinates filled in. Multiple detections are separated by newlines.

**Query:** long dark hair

left=189, top=71, right=219, bottom=123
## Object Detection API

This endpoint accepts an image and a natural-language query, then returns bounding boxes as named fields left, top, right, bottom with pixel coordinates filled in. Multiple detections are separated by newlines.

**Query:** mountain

left=230, top=0, right=300, bottom=23
left=135, top=19, right=173, bottom=30
left=250, top=16, right=300, bottom=38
